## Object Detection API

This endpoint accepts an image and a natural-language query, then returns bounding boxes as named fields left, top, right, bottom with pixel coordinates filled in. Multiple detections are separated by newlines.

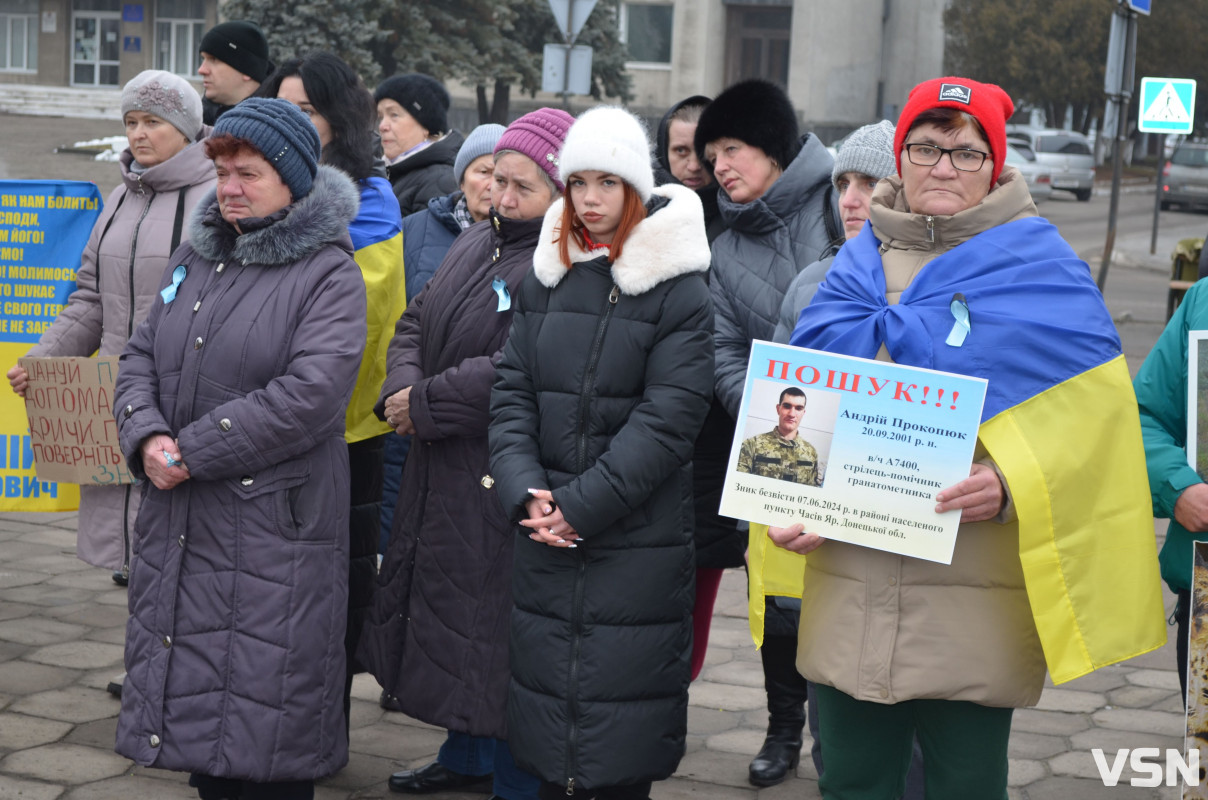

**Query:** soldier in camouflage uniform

left=737, top=387, right=822, bottom=486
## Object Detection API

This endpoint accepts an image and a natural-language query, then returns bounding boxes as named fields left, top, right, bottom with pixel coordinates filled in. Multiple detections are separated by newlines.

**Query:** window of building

left=621, top=2, right=673, bottom=65
left=0, top=0, right=39, bottom=72
left=725, top=5, right=791, bottom=88
left=155, top=0, right=203, bottom=76
left=72, top=0, right=121, bottom=86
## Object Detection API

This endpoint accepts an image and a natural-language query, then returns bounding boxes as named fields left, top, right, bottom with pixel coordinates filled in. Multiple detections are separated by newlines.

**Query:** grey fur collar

left=188, top=165, right=359, bottom=266
left=532, top=183, right=711, bottom=295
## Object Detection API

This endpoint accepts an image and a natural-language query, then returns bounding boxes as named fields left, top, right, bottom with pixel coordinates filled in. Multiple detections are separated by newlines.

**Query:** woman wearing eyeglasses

left=773, top=77, right=1164, bottom=800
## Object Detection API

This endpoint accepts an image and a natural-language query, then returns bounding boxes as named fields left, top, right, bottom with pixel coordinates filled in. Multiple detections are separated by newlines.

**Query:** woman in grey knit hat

left=7, top=70, right=213, bottom=591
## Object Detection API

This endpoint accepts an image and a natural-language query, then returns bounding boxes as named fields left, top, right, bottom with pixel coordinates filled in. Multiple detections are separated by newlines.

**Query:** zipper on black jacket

left=565, top=281, right=618, bottom=792
left=565, top=550, right=587, bottom=794
left=575, top=284, right=620, bottom=473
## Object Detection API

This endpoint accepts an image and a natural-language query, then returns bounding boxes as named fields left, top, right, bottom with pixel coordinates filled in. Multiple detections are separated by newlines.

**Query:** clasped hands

left=140, top=433, right=190, bottom=490
left=522, top=488, right=579, bottom=548
left=767, top=462, right=1005, bottom=555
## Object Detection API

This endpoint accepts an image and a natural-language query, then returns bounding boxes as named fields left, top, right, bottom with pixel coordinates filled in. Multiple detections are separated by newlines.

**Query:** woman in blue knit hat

left=112, top=97, right=368, bottom=800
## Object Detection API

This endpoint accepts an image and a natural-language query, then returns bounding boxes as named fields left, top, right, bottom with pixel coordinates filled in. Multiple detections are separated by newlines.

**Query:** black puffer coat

left=489, top=184, right=714, bottom=792
left=358, top=210, right=542, bottom=738
left=386, top=131, right=466, bottom=215
left=653, top=97, right=741, bottom=568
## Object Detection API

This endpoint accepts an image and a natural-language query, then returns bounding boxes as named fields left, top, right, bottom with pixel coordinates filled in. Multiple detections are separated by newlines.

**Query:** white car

left=1005, top=143, right=1053, bottom=203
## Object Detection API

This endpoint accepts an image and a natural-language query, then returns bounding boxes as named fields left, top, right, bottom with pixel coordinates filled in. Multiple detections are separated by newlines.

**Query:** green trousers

left=812, top=683, right=1012, bottom=800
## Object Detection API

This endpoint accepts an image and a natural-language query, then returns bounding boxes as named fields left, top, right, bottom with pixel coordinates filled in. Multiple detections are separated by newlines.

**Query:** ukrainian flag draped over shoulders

left=779, top=217, right=1165, bottom=684
left=346, top=176, right=405, bottom=443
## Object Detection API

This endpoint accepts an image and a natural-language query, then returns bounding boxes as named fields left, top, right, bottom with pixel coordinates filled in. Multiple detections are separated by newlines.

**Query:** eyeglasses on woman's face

left=903, top=143, right=988, bottom=172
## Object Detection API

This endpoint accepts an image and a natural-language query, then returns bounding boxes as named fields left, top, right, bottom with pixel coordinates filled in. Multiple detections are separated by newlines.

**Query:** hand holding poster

left=720, top=340, right=987, bottom=565
left=19, top=355, right=133, bottom=485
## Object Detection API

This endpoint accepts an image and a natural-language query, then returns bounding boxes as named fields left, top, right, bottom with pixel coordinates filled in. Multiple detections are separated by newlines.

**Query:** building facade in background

left=617, top=0, right=947, bottom=140
left=1, top=0, right=944, bottom=142
left=0, top=0, right=215, bottom=88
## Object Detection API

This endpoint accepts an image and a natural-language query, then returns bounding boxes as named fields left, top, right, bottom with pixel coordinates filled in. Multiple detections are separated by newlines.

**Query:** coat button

left=123, top=405, right=133, bottom=418
left=888, top=576, right=897, bottom=586
left=480, top=475, right=494, bottom=489
left=194, top=337, right=204, bottom=349
left=178, top=535, right=185, bottom=548
left=149, top=734, right=161, bottom=747
left=219, top=418, right=231, bottom=432
left=879, top=688, right=889, bottom=699
left=240, top=476, right=253, bottom=486
left=162, top=635, right=172, bottom=648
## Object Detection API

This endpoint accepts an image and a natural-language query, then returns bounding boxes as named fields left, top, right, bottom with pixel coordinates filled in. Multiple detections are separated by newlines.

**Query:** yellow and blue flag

left=773, top=217, right=1166, bottom=684
left=346, top=176, right=405, bottom=443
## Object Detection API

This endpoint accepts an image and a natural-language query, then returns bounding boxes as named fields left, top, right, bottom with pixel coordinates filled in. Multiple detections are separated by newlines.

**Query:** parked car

left=1007, top=128, right=1095, bottom=201
left=1160, top=140, right=1208, bottom=211
left=1005, top=142, right=1052, bottom=203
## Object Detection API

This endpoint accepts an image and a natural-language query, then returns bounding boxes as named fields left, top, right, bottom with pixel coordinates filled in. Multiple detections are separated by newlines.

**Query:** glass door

left=72, top=13, right=120, bottom=85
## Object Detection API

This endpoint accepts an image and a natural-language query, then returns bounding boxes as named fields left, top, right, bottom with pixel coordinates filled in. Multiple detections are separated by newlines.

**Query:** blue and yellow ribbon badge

left=945, top=292, right=970, bottom=347
left=492, top=277, right=511, bottom=312
left=160, top=264, right=187, bottom=304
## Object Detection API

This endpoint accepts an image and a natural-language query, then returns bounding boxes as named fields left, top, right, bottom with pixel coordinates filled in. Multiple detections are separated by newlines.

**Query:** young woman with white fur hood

left=489, top=106, right=715, bottom=800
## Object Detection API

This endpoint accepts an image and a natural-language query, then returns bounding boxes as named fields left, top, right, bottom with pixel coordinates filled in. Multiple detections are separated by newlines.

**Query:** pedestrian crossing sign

left=1138, top=77, right=1196, bottom=134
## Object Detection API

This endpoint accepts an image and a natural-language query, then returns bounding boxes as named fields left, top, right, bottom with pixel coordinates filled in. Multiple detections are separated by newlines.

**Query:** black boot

left=749, top=634, right=808, bottom=787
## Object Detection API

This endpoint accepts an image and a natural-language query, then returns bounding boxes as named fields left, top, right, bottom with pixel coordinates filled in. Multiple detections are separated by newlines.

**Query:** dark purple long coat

left=112, top=166, right=367, bottom=782
left=358, top=209, right=541, bottom=739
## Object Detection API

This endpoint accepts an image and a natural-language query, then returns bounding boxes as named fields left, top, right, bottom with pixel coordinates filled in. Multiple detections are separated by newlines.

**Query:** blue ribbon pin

left=945, top=292, right=971, bottom=347
left=492, top=277, right=511, bottom=312
left=160, top=264, right=187, bottom=304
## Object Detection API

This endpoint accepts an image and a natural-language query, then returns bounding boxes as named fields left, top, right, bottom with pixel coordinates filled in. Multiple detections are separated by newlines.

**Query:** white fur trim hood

left=532, top=182, right=711, bottom=296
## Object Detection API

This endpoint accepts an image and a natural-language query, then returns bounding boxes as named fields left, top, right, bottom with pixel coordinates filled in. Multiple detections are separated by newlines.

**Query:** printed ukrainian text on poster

left=719, top=340, right=987, bottom=565
left=0, top=180, right=103, bottom=511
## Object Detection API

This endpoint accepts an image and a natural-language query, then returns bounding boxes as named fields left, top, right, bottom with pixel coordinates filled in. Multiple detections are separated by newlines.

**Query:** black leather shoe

left=748, top=730, right=802, bottom=787
left=388, top=761, right=493, bottom=794
left=749, top=634, right=807, bottom=787
left=379, top=689, right=404, bottom=712
left=106, top=672, right=125, bottom=698
left=111, top=568, right=128, bottom=587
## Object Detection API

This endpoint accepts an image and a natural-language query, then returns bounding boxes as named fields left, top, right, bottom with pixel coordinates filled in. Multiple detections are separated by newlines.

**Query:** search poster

left=0, top=180, right=102, bottom=511
left=719, top=340, right=987, bottom=565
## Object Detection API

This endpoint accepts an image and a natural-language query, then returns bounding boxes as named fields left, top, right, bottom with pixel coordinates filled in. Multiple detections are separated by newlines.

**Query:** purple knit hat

left=495, top=107, right=575, bottom=191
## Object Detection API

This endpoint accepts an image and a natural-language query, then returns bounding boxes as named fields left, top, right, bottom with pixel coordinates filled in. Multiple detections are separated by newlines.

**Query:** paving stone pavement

left=0, top=510, right=1190, bottom=799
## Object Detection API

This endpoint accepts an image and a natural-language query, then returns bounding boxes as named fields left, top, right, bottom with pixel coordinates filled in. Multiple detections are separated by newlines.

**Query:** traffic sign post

left=1138, top=78, right=1196, bottom=255
left=1138, top=77, right=1196, bottom=134
left=1099, top=0, right=1140, bottom=290
left=544, top=0, right=598, bottom=108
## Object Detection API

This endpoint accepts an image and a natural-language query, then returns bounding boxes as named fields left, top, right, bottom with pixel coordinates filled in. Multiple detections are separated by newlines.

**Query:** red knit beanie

left=893, top=77, right=1015, bottom=187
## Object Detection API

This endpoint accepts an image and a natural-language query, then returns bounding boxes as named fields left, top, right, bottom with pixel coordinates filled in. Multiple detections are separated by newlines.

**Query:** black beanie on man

left=200, top=21, right=272, bottom=83
left=694, top=79, right=801, bottom=174
left=374, top=74, right=450, bottom=135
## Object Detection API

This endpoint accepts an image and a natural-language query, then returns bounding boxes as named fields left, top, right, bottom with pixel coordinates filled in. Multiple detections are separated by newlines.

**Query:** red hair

left=556, top=181, right=647, bottom=269
left=204, top=133, right=263, bottom=161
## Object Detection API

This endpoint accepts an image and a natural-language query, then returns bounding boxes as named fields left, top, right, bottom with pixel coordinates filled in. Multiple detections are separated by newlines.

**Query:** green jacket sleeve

left=1134, top=282, right=1208, bottom=519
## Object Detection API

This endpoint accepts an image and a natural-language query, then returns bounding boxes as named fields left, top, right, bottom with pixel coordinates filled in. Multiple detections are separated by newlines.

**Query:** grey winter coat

left=489, top=184, right=714, bottom=791
left=773, top=254, right=834, bottom=344
left=386, top=131, right=466, bottom=216
left=27, top=139, right=215, bottom=570
left=710, top=133, right=840, bottom=416
left=112, top=165, right=367, bottom=782
left=359, top=209, right=542, bottom=739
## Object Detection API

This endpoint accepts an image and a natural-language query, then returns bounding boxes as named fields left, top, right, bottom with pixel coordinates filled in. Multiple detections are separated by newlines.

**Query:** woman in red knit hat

left=768, top=76, right=1165, bottom=799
